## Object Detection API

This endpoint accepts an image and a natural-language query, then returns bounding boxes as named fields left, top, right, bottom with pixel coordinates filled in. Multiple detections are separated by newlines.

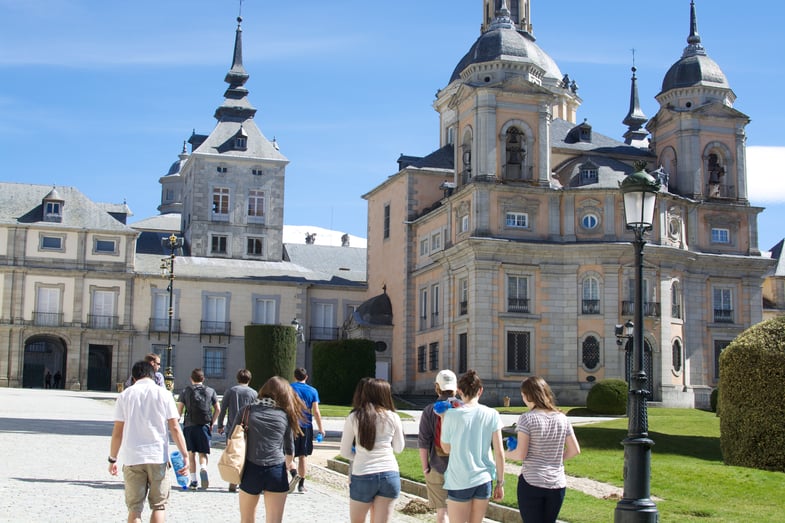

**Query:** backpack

left=185, top=385, right=213, bottom=425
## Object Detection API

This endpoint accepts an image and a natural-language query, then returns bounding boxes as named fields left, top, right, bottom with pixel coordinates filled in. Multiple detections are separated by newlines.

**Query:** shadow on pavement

left=0, top=417, right=114, bottom=436
left=12, top=477, right=124, bottom=490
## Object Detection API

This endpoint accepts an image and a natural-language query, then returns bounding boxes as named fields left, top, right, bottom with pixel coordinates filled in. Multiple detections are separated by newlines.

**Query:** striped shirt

left=517, top=409, right=573, bottom=489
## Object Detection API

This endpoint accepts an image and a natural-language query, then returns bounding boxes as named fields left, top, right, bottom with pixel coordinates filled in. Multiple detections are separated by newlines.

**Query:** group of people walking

left=109, top=361, right=580, bottom=523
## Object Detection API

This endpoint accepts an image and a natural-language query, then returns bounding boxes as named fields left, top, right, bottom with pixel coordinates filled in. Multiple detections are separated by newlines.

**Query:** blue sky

left=1, top=1, right=784, bottom=251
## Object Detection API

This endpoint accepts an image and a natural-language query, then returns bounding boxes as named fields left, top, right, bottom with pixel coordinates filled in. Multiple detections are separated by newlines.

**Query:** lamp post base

left=614, top=500, right=659, bottom=523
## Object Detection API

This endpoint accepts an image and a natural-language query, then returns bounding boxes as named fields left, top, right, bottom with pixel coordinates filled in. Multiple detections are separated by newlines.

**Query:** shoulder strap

left=241, top=405, right=251, bottom=429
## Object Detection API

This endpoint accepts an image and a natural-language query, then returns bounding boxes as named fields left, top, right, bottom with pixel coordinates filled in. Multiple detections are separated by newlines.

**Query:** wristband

left=496, top=480, right=505, bottom=487
left=108, top=456, right=117, bottom=463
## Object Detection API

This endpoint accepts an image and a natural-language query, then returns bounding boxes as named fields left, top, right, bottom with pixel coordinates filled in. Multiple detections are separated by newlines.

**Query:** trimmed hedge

left=586, top=378, right=628, bottom=415
left=312, top=339, right=375, bottom=404
left=720, top=316, right=785, bottom=471
left=244, top=324, right=297, bottom=388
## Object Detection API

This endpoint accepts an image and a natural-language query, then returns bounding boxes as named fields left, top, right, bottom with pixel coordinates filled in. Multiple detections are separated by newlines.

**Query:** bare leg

left=262, top=491, right=288, bottom=523
left=297, top=455, right=307, bottom=478
left=149, top=508, right=165, bottom=523
left=127, top=512, right=142, bottom=523
left=447, top=499, right=471, bottom=523
left=371, top=496, right=396, bottom=523
left=436, top=507, right=450, bottom=523
left=349, top=499, right=372, bottom=523
left=239, top=491, right=261, bottom=523
left=468, top=498, right=490, bottom=523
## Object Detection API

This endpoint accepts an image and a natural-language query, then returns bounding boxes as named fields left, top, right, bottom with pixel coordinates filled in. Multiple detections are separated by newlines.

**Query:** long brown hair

left=352, top=378, right=396, bottom=450
left=258, top=376, right=306, bottom=436
left=520, top=376, right=558, bottom=412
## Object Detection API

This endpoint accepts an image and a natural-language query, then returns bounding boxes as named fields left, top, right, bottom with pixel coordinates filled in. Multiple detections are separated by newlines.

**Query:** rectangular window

left=458, top=333, right=468, bottom=374
left=151, top=290, right=175, bottom=332
left=507, top=331, right=531, bottom=373
left=248, top=189, right=265, bottom=217
left=253, top=298, right=276, bottom=325
left=507, top=275, right=529, bottom=313
left=420, top=238, right=429, bottom=257
left=35, top=286, right=61, bottom=326
left=711, top=228, right=730, bottom=244
left=419, top=288, right=428, bottom=330
left=203, top=295, right=228, bottom=333
left=45, top=202, right=61, bottom=216
left=506, top=212, right=528, bottom=228
left=713, top=340, right=731, bottom=380
left=247, top=237, right=263, bottom=256
left=252, top=168, right=263, bottom=176
left=459, top=278, right=468, bottom=315
left=460, top=215, right=469, bottom=233
left=211, top=235, right=227, bottom=254
left=431, top=284, right=440, bottom=327
left=41, top=236, right=62, bottom=250
left=429, top=342, right=439, bottom=371
left=212, top=187, right=230, bottom=215
left=713, top=287, right=733, bottom=323
left=311, top=302, right=336, bottom=340
left=91, top=290, right=116, bottom=329
left=94, top=239, right=117, bottom=253
left=203, top=347, right=226, bottom=379
left=383, top=204, right=390, bottom=239
left=417, top=345, right=427, bottom=372
left=431, top=231, right=442, bottom=251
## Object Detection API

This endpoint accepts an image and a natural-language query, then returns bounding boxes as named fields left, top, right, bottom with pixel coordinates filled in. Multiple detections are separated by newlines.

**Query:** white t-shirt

left=339, top=409, right=404, bottom=475
left=113, top=378, right=180, bottom=465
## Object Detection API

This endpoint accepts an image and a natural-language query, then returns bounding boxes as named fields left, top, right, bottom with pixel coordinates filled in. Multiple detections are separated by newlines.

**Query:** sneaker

left=200, top=469, right=209, bottom=490
left=297, top=483, right=307, bottom=494
left=189, top=481, right=198, bottom=490
left=288, top=473, right=302, bottom=494
left=228, top=484, right=237, bottom=493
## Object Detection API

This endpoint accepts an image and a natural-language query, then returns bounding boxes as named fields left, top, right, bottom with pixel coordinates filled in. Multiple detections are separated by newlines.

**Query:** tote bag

left=217, top=406, right=250, bottom=484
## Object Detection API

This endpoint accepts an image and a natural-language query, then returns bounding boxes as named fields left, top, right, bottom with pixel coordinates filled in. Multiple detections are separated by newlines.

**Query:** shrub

left=244, top=324, right=297, bottom=388
left=720, top=316, right=785, bottom=471
left=710, top=387, right=719, bottom=414
left=312, top=339, right=375, bottom=404
left=586, top=378, right=628, bottom=415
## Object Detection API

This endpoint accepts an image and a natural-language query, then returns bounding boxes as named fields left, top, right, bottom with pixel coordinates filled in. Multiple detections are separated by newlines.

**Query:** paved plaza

left=0, top=388, right=436, bottom=523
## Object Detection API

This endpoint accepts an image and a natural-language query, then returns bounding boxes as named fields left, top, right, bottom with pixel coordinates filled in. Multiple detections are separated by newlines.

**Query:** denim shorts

left=447, top=481, right=492, bottom=502
left=183, top=425, right=211, bottom=454
left=349, top=471, right=401, bottom=503
left=239, top=461, right=288, bottom=495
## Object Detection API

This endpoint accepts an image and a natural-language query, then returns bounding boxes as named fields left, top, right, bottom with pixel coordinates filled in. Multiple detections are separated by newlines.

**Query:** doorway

left=88, top=344, right=113, bottom=391
left=23, top=335, right=67, bottom=389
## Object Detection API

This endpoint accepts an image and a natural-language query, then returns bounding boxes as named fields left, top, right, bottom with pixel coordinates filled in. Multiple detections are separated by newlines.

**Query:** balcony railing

left=459, top=301, right=468, bottom=316
left=200, top=321, right=231, bottom=335
left=621, top=301, right=661, bottom=317
left=508, top=298, right=530, bottom=314
left=87, top=314, right=118, bottom=329
left=672, top=304, right=682, bottom=319
left=706, top=183, right=736, bottom=199
left=149, top=317, right=181, bottom=333
left=310, top=326, right=339, bottom=341
left=431, top=312, right=441, bottom=328
left=713, top=309, right=734, bottom=323
left=33, top=311, right=63, bottom=327
left=582, top=299, right=601, bottom=315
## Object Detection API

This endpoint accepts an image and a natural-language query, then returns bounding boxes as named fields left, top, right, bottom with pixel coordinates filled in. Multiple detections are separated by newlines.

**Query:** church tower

left=178, top=16, right=289, bottom=260
left=647, top=1, right=749, bottom=204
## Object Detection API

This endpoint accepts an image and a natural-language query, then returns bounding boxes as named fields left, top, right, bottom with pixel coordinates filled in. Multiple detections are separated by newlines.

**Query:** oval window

left=581, top=213, right=599, bottom=230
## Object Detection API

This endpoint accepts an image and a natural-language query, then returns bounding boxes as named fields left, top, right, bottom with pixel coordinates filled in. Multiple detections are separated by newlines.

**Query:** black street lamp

left=615, top=164, right=660, bottom=522
left=160, top=234, right=183, bottom=392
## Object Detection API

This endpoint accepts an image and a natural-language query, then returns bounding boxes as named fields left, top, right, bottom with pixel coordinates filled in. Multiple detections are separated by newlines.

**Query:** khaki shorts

left=424, top=469, right=448, bottom=510
left=123, top=463, right=170, bottom=514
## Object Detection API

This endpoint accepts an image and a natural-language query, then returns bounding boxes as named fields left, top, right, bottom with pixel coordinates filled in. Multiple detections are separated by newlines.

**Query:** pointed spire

left=214, top=16, right=257, bottom=122
left=682, top=0, right=706, bottom=57
left=623, top=58, right=649, bottom=147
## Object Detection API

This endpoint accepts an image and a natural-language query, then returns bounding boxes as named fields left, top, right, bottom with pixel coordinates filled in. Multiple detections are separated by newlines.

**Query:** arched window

left=581, top=276, right=600, bottom=314
left=671, top=282, right=682, bottom=319
left=460, top=130, right=473, bottom=185
left=672, top=339, right=683, bottom=373
left=582, top=336, right=600, bottom=370
left=504, top=128, right=526, bottom=180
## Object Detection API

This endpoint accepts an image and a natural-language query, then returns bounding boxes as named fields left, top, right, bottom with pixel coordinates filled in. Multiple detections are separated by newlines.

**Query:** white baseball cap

left=435, top=370, right=457, bottom=390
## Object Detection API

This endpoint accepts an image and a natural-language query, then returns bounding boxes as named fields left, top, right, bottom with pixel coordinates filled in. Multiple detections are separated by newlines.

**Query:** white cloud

left=747, top=146, right=785, bottom=203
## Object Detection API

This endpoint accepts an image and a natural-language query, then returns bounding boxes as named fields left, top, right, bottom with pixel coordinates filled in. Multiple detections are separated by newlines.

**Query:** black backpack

left=185, top=385, right=213, bottom=425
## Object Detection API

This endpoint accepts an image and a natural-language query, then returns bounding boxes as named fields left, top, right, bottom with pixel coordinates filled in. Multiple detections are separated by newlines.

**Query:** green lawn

left=319, top=404, right=413, bottom=419
left=393, top=408, right=784, bottom=523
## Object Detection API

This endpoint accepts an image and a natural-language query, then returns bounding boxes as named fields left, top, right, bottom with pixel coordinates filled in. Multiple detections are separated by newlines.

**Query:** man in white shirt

left=109, top=360, right=188, bottom=523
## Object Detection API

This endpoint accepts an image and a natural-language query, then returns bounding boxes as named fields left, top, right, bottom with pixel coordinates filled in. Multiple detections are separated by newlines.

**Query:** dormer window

left=234, top=136, right=247, bottom=150
left=42, top=188, right=64, bottom=223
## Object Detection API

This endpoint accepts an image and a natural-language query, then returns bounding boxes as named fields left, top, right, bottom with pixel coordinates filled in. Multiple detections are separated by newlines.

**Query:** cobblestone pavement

left=0, top=388, right=435, bottom=523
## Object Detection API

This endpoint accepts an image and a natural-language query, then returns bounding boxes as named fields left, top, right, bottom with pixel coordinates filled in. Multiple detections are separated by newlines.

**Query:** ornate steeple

left=623, top=65, right=648, bottom=147
left=214, top=16, right=257, bottom=122
left=683, top=0, right=706, bottom=58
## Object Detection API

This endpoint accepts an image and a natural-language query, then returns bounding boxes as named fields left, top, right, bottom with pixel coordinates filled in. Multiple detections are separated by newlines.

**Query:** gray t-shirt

left=244, top=403, right=294, bottom=467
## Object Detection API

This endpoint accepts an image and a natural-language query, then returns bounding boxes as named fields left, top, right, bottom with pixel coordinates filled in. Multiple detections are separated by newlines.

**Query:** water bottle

left=315, top=432, right=324, bottom=443
left=434, top=397, right=464, bottom=414
left=170, top=450, right=189, bottom=490
left=505, top=436, right=518, bottom=451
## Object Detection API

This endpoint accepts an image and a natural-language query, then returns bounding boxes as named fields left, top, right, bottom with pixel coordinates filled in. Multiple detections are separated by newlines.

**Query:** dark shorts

left=239, top=461, right=289, bottom=495
left=447, top=481, right=492, bottom=502
left=293, top=425, right=313, bottom=457
left=183, top=425, right=211, bottom=454
left=349, top=471, right=401, bottom=503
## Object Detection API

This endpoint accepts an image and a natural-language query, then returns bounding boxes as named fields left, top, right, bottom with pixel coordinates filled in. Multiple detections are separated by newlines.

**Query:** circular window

left=375, top=341, right=387, bottom=353
left=581, top=213, right=599, bottom=230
